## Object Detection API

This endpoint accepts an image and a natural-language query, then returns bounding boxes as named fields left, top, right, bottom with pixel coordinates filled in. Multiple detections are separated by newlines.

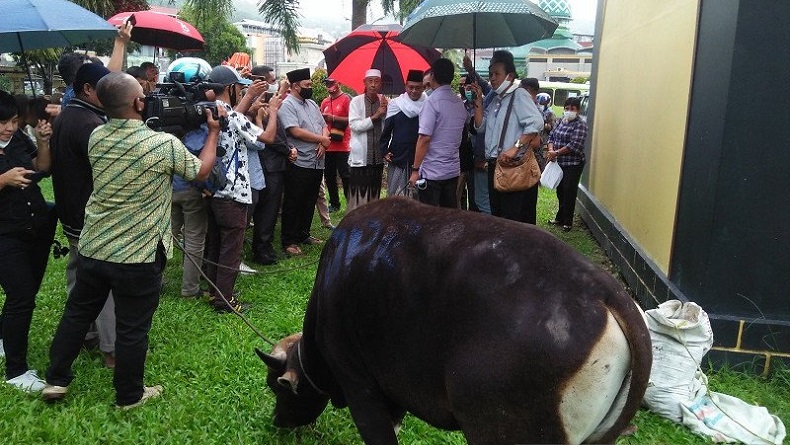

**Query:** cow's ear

left=255, top=347, right=286, bottom=371
left=278, top=369, right=299, bottom=394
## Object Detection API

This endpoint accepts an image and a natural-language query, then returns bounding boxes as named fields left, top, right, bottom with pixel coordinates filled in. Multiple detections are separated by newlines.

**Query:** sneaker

left=214, top=299, right=251, bottom=314
left=42, top=383, right=68, bottom=402
left=0, top=339, right=4, bottom=358
left=239, top=261, right=256, bottom=275
left=116, top=385, right=163, bottom=410
left=6, top=369, right=46, bottom=393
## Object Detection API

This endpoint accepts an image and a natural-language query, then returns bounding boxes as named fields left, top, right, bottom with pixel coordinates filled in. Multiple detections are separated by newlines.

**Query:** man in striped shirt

left=42, top=72, right=222, bottom=409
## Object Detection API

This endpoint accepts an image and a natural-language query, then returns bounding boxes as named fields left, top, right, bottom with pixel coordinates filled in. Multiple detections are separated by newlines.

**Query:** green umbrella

left=398, top=0, right=558, bottom=49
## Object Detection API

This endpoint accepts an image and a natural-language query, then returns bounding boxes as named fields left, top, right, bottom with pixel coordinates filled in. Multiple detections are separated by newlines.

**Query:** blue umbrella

left=0, top=0, right=118, bottom=53
left=0, top=0, right=118, bottom=98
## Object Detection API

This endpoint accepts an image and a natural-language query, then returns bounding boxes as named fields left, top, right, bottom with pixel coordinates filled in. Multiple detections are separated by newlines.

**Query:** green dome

left=539, top=0, right=572, bottom=20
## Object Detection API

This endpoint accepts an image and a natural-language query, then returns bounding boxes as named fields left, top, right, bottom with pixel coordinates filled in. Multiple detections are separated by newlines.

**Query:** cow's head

left=256, top=333, right=330, bottom=428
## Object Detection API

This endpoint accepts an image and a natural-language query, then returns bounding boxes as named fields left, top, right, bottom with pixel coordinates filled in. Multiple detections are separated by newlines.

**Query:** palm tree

left=258, top=0, right=422, bottom=53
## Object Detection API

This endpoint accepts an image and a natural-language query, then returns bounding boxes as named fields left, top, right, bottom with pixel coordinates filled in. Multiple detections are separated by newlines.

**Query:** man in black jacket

left=49, top=63, right=116, bottom=368
left=379, top=69, right=425, bottom=197
left=249, top=66, right=296, bottom=265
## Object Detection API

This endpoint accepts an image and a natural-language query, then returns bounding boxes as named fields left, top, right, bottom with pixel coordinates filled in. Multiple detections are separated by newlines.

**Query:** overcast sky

left=234, top=0, right=598, bottom=36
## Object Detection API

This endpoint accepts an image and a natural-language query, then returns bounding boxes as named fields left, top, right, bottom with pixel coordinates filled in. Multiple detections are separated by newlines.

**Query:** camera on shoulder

left=141, top=71, right=225, bottom=137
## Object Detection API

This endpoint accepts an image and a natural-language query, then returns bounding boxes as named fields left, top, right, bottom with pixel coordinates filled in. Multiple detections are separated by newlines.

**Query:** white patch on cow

left=546, top=304, right=572, bottom=346
left=557, top=310, right=631, bottom=444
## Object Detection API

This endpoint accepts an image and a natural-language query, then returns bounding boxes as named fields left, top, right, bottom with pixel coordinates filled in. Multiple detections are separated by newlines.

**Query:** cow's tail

left=585, top=297, right=653, bottom=444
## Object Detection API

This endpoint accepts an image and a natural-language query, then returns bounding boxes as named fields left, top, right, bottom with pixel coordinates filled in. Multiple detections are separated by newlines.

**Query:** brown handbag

left=493, top=95, right=541, bottom=192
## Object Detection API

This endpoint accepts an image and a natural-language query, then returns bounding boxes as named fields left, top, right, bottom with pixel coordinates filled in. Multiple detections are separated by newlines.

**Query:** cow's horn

left=278, top=369, right=299, bottom=394
left=255, top=347, right=286, bottom=370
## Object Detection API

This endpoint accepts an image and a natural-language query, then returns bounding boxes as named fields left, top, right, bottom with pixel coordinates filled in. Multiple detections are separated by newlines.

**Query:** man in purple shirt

left=409, top=58, right=468, bottom=208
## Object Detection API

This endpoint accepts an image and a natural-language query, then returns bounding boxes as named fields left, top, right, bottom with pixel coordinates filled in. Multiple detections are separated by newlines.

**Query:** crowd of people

left=0, top=20, right=588, bottom=410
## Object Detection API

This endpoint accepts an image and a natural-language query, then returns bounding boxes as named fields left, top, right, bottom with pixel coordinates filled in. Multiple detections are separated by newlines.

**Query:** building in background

left=234, top=19, right=334, bottom=77
left=471, top=0, right=593, bottom=81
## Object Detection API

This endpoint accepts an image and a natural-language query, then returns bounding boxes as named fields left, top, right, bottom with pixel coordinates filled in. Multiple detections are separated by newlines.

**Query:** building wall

left=587, top=0, right=699, bottom=271
left=580, top=0, right=790, bottom=373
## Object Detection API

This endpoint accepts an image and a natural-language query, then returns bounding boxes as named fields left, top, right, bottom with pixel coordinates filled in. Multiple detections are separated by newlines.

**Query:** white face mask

left=564, top=111, right=578, bottom=121
left=494, top=78, right=512, bottom=96
left=267, top=82, right=279, bottom=94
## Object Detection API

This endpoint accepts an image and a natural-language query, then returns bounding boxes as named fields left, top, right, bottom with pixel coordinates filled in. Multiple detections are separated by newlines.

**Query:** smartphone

left=126, top=14, right=137, bottom=27
left=263, top=92, right=274, bottom=103
left=25, top=171, right=49, bottom=183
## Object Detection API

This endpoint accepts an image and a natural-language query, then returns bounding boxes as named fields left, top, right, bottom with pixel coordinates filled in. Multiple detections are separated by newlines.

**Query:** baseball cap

left=208, top=65, right=252, bottom=86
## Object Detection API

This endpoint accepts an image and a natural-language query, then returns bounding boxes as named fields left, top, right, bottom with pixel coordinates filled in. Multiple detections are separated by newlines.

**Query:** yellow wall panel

left=589, top=0, right=699, bottom=272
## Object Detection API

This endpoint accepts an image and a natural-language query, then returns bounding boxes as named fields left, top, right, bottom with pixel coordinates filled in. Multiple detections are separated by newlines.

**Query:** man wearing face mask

left=42, top=72, right=222, bottom=408
left=545, top=97, right=588, bottom=232
left=469, top=50, right=544, bottom=224
left=277, top=68, right=329, bottom=256
left=319, top=78, right=351, bottom=212
left=203, top=65, right=269, bottom=313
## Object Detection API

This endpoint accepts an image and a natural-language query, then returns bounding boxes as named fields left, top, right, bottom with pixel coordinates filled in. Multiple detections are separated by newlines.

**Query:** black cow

left=258, top=198, right=652, bottom=444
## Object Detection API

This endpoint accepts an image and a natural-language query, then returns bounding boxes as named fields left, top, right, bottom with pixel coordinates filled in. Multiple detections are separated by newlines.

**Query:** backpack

left=182, top=126, right=236, bottom=196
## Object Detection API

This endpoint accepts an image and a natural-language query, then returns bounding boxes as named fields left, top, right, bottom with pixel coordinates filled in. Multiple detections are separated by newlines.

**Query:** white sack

left=643, top=300, right=714, bottom=422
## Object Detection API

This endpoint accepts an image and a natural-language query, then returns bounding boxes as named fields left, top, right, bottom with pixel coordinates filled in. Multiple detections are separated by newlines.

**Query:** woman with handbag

left=545, top=97, right=588, bottom=232
left=469, top=51, right=544, bottom=224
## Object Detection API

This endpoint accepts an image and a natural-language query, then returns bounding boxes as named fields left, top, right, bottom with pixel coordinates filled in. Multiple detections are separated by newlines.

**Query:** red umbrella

left=107, top=10, right=204, bottom=51
left=323, top=24, right=440, bottom=95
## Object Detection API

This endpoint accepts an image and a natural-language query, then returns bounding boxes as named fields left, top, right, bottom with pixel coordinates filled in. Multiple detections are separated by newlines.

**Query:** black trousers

left=252, top=170, right=285, bottom=258
left=418, top=177, right=459, bottom=208
left=323, top=151, right=350, bottom=209
left=281, top=164, right=324, bottom=247
left=555, top=162, right=585, bottom=226
left=487, top=159, right=538, bottom=224
left=46, top=245, right=165, bottom=406
left=0, top=226, right=53, bottom=379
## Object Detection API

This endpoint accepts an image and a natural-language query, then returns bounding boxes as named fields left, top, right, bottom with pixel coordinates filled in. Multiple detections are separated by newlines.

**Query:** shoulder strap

left=497, top=94, right=516, bottom=150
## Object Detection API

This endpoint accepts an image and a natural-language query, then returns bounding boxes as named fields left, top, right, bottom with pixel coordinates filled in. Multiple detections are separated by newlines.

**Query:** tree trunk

left=351, top=0, right=369, bottom=30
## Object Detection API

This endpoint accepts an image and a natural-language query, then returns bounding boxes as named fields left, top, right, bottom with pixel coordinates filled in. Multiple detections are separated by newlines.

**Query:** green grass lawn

left=1, top=180, right=787, bottom=444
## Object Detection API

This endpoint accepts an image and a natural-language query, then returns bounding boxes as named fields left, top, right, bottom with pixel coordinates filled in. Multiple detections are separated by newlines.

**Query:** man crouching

left=42, top=72, right=222, bottom=409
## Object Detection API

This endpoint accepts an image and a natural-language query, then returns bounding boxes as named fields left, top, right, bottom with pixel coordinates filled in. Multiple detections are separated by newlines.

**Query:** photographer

left=42, top=72, right=222, bottom=409
left=0, top=89, right=54, bottom=393
left=203, top=65, right=271, bottom=313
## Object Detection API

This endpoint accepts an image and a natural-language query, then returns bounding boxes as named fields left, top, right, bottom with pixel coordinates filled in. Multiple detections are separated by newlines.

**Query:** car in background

left=579, top=92, right=590, bottom=121
left=538, top=81, right=589, bottom=117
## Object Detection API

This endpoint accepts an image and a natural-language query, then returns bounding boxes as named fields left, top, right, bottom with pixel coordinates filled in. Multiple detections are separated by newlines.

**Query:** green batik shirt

left=79, top=119, right=202, bottom=263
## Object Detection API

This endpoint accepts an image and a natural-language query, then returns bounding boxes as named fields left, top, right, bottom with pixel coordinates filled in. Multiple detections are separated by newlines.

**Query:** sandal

left=283, top=244, right=303, bottom=255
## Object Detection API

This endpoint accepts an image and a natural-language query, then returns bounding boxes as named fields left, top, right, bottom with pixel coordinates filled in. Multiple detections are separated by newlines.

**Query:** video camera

left=142, top=71, right=224, bottom=136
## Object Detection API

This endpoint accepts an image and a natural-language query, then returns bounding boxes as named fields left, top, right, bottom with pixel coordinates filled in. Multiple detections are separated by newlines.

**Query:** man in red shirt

left=320, top=78, right=351, bottom=213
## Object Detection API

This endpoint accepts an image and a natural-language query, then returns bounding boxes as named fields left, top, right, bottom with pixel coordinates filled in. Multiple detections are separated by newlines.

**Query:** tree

left=179, top=3, right=249, bottom=66
left=256, top=0, right=421, bottom=54
left=17, top=49, right=61, bottom=95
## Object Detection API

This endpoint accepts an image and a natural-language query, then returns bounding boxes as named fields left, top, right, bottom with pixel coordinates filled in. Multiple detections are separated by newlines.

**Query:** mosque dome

left=539, top=0, right=573, bottom=21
